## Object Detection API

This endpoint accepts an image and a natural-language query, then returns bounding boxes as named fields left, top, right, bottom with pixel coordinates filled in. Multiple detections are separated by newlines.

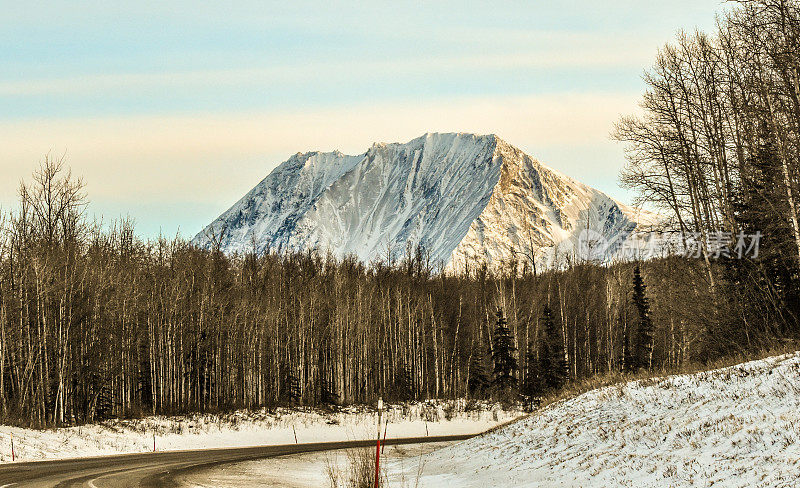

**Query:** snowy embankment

left=0, top=400, right=520, bottom=463
left=407, top=353, right=800, bottom=488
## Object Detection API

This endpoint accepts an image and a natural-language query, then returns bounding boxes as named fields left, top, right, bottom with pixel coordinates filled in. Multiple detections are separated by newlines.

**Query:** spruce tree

left=622, top=323, right=635, bottom=374
left=491, top=309, right=518, bottom=394
left=137, top=339, right=154, bottom=414
left=523, top=338, right=544, bottom=398
left=285, top=371, right=302, bottom=405
left=727, top=122, right=800, bottom=339
left=393, top=365, right=415, bottom=400
left=467, top=343, right=490, bottom=398
left=95, top=382, right=114, bottom=421
left=540, top=304, right=568, bottom=392
left=632, top=265, right=654, bottom=371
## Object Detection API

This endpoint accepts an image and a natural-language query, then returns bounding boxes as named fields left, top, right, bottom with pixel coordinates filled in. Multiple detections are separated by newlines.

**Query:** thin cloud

left=0, top=43, right=652, bottom=98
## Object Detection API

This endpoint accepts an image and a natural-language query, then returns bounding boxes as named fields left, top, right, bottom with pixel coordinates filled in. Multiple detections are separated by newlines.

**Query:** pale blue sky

left=2, top=1, right=725, bottom=238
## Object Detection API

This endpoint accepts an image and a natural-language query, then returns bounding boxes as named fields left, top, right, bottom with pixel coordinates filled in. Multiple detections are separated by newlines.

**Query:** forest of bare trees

left=0, top=155, right=758, bottom=427
left=614, top=0, right=800, bottom=352
left=0, top=0, right=797, bottom=428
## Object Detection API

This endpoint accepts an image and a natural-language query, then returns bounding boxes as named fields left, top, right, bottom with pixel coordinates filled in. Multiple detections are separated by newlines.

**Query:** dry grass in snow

left=406, top=352, right=800, bottom=487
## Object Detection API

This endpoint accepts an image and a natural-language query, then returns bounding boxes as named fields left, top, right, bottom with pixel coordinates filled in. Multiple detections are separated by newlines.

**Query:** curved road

left=0, top=434, right=472, bottom=487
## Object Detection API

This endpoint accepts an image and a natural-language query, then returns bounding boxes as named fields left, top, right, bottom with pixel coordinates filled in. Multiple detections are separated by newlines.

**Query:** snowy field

left=0, top=400, right=519, bottom=463
left=410, top=352, right=800, bottom=488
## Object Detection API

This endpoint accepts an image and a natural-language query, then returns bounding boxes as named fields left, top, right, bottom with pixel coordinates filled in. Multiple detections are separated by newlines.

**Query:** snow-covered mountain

left=193, top=133, right=659, bottom=271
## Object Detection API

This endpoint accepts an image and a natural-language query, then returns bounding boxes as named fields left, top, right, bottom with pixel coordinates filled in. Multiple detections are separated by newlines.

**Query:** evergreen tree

left=540, top=304, right=568, bottom=392
left=137, top=339, right=154, bottom=414
left=632, top=265, right=654, bottom=371
left=523, top=337, right=543, bottom=398
left=284, top=371, right=302, bottom=405
left=392, top=365, right=415, bottom=401
left=726, top=123, right=800, bottom=341
left=95, top=383, right=114, bottom=421
left=622, top=322, right=635, bottom=374
left=491, top=309, right=518, bottom=394
left=467, top=343, right=490, bottom=398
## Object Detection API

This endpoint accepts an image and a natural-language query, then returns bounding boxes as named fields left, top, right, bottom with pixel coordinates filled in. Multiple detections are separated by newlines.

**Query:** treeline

left=0, top=158, right=769, bottom=427
left=615, top=0, right=800, bottom=349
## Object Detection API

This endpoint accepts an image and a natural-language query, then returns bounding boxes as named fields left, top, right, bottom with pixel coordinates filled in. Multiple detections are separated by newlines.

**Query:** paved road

left=0, top=434, right=472, bottom=487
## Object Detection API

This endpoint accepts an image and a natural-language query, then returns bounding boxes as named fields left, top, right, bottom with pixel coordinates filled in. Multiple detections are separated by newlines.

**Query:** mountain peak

left=194, top=134, right=652, bottom=271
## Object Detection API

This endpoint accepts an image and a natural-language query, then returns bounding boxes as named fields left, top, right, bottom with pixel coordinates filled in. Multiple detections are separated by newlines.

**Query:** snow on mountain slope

left=399, top=352, right=800, bottom=488
left=194, top=133, right=658, bottom=270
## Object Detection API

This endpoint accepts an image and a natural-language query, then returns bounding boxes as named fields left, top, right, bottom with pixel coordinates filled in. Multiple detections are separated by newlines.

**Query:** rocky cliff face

left=194, top=133, right=657, bottom=271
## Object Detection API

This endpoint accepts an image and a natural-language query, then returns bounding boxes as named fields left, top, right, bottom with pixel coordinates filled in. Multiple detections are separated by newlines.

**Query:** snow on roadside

left=403, top=353, right=800, bottom=488
left=0, top=400, right=520, bottom=463
left=176, top=442, right=451, bottom=488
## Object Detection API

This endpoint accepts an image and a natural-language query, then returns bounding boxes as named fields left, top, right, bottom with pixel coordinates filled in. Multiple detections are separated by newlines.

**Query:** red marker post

left=374, top=397, right=383, bottom=488
left=381, top=416, right=389, bottom=454
left=11, top=433, right=15, bottom=461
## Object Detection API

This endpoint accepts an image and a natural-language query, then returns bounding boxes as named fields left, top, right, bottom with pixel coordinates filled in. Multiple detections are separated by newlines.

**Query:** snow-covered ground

left=178, top=442, right=451, bottom=488
left=408, top=352, right=800, bottom=488
left=0, top=400, right=519, bottom=463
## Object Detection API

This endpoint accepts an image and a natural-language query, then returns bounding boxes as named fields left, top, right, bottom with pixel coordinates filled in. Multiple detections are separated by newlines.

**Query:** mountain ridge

left=194, top=132, right=658, bottom=271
